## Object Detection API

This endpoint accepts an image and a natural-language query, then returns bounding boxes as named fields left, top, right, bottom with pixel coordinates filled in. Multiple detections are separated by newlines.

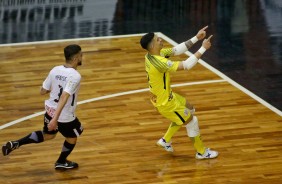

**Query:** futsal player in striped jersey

left=2, top=44, right=84, bottom=169
left=140, top=26, right=218, bottom=159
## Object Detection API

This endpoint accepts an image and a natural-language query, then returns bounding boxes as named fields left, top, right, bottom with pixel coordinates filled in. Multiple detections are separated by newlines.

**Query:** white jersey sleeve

left=64, top=74, right=81, bottom=95
left=42, top=71, right=52, bottom=90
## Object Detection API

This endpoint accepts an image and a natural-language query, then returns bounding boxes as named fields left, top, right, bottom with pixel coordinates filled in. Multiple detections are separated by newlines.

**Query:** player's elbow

left=40, top=87, right=50, bottom=95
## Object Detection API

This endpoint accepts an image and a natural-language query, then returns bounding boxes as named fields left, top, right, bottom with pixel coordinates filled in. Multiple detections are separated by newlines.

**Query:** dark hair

left=140, top=32, right=154, bottom=50
left=64, top=44, right=81, bottom=61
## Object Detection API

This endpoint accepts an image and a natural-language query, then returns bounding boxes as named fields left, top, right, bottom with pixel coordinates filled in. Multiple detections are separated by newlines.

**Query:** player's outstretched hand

left=196, top=26, right=208, bottom=40
left=202, top=35, right=213, bottom=50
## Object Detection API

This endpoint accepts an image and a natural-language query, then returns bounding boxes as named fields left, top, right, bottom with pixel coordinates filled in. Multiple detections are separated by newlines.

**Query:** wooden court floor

left=0, top=34, right=282, bottom=184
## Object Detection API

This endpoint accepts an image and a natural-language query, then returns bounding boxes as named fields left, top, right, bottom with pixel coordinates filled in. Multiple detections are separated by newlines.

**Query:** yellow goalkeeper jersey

left=145, top=48, right=180, bottom=107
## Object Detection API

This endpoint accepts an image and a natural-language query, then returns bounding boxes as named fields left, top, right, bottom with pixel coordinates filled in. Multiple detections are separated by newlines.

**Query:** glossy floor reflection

left=0, top=0, right=281, bottom=109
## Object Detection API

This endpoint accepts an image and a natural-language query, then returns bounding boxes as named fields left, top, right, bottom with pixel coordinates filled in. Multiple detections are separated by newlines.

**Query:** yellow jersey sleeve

left=160, top=48, right=173, bottom=58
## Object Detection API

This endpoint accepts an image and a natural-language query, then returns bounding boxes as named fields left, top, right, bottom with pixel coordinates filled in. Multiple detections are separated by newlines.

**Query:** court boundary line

left=0, top=33, right=146, bottom=47
left=0, top=79, right=225, bottom=130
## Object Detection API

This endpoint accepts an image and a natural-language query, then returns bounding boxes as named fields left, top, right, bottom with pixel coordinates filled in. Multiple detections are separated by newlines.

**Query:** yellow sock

left=163, top=122, right=182, bottom=142
left=190, top=135, right=205, bottom=154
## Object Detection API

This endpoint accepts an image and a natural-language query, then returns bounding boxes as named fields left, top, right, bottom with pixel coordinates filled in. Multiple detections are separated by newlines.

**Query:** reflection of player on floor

left=2, top=44, right=84, bottom=169
left=140, top=26, right=218, bottom=159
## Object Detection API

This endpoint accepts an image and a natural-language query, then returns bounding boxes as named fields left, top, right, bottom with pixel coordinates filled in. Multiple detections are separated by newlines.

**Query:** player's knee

left=35, top=131, right=44, bottom=142
left=185, top=116, right=200, bottom=137
left=43, top=133, right=56, bottom=141
left=66, top=137, right=77, bottom=144
left=183, top=114, right=193, bottom=125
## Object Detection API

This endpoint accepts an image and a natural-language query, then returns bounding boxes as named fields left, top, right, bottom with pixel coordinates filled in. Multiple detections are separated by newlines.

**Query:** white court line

left=0, top=33, right=146, bottom=47
left=0, top=79, right=225, bottom=130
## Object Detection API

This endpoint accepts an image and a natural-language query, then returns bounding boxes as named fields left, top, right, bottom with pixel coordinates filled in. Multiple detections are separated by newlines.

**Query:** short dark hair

left=140, top=32, right=154, bottom=50
left=64, top=44, right=81, bottom=61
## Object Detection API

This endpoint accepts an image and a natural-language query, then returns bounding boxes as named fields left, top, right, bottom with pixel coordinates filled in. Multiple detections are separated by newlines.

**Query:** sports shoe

left=55, top=160, right=79, bottom=169
left=2, top=141, right=19, bottom=156
left=157, top=138, right=173, bottom=152
left=195, top=148, right=218, bottom=160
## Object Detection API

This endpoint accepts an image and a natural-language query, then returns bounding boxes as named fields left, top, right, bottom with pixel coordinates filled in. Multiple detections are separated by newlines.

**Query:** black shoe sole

left=2, top=145, right=9, bottom=156
left=55, top=162, right=79, bottom=170
left=55, top=165, right=78, bottom=170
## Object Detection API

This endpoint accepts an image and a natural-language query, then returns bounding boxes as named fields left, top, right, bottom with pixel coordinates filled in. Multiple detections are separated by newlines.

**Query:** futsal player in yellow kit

left=140, top=26, right=218, bottom=159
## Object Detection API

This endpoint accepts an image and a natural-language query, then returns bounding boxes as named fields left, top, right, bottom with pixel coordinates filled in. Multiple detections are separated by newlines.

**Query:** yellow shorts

left=156, top=92, right=191, bottom=125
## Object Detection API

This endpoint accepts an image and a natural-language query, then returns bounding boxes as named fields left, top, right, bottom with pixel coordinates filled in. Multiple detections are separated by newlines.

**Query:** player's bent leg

left=157, top=122, right=182, bottom=152
left=184, top=115, right=218, bottom=159
left=2, top=130, right=48, bottom=156
left=184, top=115, right=199, bottom=138
left=55, top=118, right=82, bottom=170
left=43, top=133, right=57, bottom=141
left=65, top=137, right=77, bottom=144
left=163, top=122, right=182, bottom=143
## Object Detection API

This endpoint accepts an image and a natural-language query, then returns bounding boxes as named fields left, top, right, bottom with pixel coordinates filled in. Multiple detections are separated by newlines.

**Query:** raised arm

left=177, top=35, right=213, bottom=70
left=172, top=26, right=208, bottom=56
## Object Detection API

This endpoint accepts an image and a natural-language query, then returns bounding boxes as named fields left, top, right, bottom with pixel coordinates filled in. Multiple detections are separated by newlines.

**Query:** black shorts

left=43, top=113, right=83, bottom=138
